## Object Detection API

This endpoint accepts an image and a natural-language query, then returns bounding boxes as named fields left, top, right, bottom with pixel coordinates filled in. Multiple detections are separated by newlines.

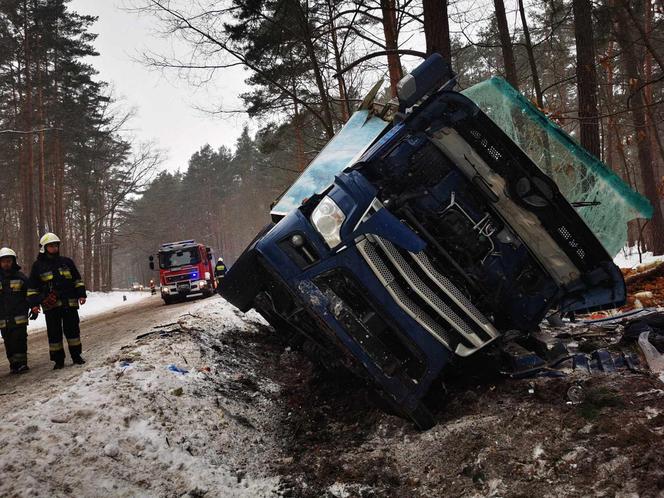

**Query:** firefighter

left=0, top=247, right=36, bottom=373
left=214, top=257, right=226, bottom=289
left=28, top=233, right=87, bottom=369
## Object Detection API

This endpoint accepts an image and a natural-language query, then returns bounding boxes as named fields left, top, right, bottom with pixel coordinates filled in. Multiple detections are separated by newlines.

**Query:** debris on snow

left=2, top=295, right=664, bottom=496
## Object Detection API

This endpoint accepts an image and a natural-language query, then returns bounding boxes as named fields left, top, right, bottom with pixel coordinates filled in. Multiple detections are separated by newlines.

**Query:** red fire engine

left=149, top=240, right=216, bottom=305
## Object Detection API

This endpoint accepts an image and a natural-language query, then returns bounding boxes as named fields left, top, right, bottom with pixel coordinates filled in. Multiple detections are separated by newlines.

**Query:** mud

left=198, top=309, right=664, bottom=497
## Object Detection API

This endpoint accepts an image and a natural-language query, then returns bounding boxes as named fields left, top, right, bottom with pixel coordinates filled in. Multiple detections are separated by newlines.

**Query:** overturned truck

left=220, top=55, right=652, bottom=428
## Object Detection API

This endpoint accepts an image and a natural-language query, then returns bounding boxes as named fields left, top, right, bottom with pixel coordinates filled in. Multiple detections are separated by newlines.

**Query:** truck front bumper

left=161, top=280, right=211, bottom=297
left=255, top=225, right=457, bottom=417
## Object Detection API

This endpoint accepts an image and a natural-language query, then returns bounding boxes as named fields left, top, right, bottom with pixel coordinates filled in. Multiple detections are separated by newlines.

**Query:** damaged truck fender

left=219, top=223, right=274, bottom=312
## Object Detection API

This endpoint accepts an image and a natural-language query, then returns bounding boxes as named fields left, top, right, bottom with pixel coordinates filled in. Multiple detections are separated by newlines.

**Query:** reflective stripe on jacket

left=1, top=266, right=30, bottom=328
left=28, top=254, right=86, bottom=310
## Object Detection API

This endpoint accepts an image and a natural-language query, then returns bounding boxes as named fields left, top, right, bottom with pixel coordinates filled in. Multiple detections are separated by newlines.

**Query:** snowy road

left=0, top=295, right=283, bottom=497
left=0, top=295, right=186, bottom=392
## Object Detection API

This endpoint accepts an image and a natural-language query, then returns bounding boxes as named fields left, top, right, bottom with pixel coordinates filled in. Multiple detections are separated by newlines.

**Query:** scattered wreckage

left=220, top=54, right=653, bottom=428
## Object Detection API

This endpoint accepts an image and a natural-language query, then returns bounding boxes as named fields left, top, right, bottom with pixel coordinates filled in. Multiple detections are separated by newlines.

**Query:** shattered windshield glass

left=271, top=109, right=390, bottom=217
left=462, top=77, right=652, bottom=256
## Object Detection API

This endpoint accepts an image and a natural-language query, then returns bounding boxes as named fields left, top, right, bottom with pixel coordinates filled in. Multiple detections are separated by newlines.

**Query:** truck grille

left=356, top=235, right=500, bottom=356
left=165, top=273, right=195, bottom=284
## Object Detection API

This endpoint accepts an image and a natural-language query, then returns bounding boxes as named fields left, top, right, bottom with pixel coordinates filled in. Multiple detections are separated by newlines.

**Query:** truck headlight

left=311, top=196, right=346, bottom=248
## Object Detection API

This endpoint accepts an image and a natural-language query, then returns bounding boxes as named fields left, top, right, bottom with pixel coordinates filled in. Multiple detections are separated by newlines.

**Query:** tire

left=163, top=295, right=175, bottom=305
left=218, top=223, right=275, bottom=312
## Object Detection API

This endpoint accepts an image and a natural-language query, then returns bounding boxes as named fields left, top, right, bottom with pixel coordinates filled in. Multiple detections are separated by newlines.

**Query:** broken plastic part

left=638, top=331, right=664, bottom=375
left=462, top=77, right=652, bottom=256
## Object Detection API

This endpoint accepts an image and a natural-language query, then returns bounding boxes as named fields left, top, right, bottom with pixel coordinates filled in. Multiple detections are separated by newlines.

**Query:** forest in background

left=0, top=0, right=159, bottom=290
left=1, top=0, right=663, bottom=289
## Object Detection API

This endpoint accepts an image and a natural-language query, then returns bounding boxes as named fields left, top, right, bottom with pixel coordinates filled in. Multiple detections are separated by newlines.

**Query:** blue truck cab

left=220, top=55, right=650, bottom=428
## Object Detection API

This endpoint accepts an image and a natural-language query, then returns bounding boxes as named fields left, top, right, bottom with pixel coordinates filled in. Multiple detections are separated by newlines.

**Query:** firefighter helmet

left=39, top=232, right=61, bottom=253
left=0, top=247, right=17, bottom=260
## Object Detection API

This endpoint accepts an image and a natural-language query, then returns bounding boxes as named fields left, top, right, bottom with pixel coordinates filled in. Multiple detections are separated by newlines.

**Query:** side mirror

left=149, top=262, right=155, bottom=271
left=149, top=255, right=154, bottom=262
left=397, top=53, right=455, bottom=112
left=206, top=247, right=212, bottom=260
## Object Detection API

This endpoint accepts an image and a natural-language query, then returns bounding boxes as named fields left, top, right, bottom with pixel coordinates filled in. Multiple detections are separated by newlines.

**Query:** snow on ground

left=27, top=290, right=152, bottom=333
left=614, top=246, right=664, bottom=269
left=0, top=298, right=280, bottom=497
left=3, top=295, right=664, bottom=496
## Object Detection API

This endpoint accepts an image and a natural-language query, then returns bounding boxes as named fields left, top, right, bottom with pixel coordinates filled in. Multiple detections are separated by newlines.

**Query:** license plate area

left=177, top=282, right=191, bottom=293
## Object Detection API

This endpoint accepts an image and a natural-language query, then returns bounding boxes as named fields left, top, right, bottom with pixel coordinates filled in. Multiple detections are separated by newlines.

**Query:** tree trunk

left=293, top=0, right=335, bottom=138
left=517, top=0, right=542, bottom=107
left=37, top=51, right=46, bottom=234
left=381, top=0, right=403, bottom=96
left=423, top=0, right=451, bottom=62
left=21, top=0, right=36, bottom=264
left=615, top=9, right=664, bottom=254
left=327, top=0, right=350, bottom=122
left=572, top=0, right=601, bottom=159
left=493, top=0, right=519, bottom=90
left=53, top=128, right=65, bottom=236
left=83, top=200, right=93, bottom=290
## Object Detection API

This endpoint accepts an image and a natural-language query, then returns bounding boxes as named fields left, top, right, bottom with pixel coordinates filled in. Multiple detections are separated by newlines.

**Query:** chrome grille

left=357, top=235, right=500, bottom=356
left=410, top=251, right=492, bottom=327
left=357, top=238, right=454, bottom=348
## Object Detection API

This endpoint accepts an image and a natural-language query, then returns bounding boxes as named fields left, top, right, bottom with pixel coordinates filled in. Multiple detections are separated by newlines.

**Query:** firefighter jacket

left=0, top=263, right=30, bottom=329
left=28, top=253, right=87, bottom=311
left=214, top=261, right=226, bottom=278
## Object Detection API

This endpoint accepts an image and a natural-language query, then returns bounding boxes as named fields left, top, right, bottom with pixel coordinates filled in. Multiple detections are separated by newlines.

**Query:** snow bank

left=614, top=247, right=664, bottom=269
left=28, top=290, right=152, bottom=332
left=0, top=298, right=279, bottom=497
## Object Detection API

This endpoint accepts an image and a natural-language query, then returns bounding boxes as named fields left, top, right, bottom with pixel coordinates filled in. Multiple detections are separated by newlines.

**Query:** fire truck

left=149, top=240, right=216, bottom=304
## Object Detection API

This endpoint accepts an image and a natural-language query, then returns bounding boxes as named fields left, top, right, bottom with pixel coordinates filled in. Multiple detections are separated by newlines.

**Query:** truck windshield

left=159, top=248, right=200, bottom=269
left=462, top=77, right=651, bottom=256
left=270, top=109, right=390, bottom=217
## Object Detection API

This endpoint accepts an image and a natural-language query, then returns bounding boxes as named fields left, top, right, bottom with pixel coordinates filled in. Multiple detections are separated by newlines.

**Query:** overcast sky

left=68, top=0, right=251, bottom=173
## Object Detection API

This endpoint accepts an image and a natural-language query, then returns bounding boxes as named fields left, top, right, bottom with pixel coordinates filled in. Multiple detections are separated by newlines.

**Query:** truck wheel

left=163, top=296, right=174, bottom=305
left=219, top=223, right=274, bottom=312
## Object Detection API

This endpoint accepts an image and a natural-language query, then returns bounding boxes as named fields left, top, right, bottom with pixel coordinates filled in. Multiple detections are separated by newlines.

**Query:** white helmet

left=39, top=232, right=61, bottom=253
left=0, top=247, right=17, bottom=260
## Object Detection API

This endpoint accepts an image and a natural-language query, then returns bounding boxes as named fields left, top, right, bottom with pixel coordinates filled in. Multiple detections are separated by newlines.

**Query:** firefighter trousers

left=45, top=307, right=82, bottom=362
left=1, top=326, right=27, bottom=369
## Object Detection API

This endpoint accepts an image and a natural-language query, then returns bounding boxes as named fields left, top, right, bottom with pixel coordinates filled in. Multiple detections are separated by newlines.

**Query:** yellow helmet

left=0, top=247, right=17, bottom=260
left=39, top=232, right=61, bottom=253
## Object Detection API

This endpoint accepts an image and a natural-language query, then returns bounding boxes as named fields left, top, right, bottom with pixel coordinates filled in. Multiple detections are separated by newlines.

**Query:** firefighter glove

left=43, top=292, right=58, bottom=308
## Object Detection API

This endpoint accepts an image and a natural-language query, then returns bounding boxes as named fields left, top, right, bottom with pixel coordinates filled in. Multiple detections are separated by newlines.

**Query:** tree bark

left=572, top=0, right=601, bottom=159
left=423, top=0, right=451, bottom=62
left=381, top=0, right=403, bottom=96
left=493, top=0, right=519, bottom=90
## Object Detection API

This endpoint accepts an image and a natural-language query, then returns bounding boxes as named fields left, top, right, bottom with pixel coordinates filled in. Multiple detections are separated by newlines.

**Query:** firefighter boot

left=53, top=360, right=65, bottom=370
left=13, top=364, right=29, bottom=374
left=72, top=355, right=86, bottom=365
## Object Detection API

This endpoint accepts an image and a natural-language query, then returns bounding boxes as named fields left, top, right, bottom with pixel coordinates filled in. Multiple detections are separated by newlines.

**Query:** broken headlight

left=311, top=196, right=346, bottom=248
